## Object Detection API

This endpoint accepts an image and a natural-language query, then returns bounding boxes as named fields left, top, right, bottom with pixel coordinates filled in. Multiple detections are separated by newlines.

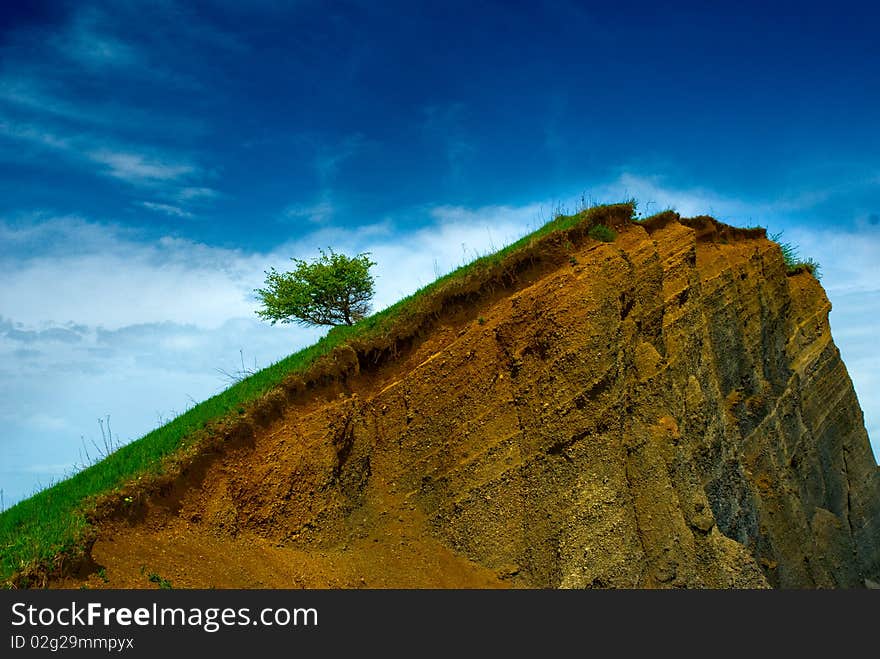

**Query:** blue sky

left=1, top=1, right=878, bottom=506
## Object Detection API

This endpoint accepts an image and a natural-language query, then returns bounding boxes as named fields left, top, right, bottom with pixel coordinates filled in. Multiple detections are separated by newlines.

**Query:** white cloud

left=53, top=8, right=139, bottom=70
left=784, top=226, right=880, bottom=296
left=828, top=290, right=880, bottom=462
left=369, top=206, right=538, bottom=306
left=0, top=213, right=133, bottom=254
left=276, top=203, right=546, bottom=309
left=0, top=75, right=209, bottom=139
left=0, top=216, right=259, bottom=329
left=313, top=133, right=364, bottom=184
left=139, top=201, right=194, bottom=218
left=0, top=119, right=72, bottom=150
left=0, top=79, right=97, bottom=126
left=422, top=103, right=473, bottom=181
left=283, top=201, right=335, bottom=225
left=177, top=186, right=219, bottom=201
left=23, top=414, right=70, bottom=432
left=89, top=149, right=195, bottom=184
left=0, top=115, right=201, bottom=191
left=589, top=173, right=816, bottom=221
left=3, top=253, right=251, bottom=329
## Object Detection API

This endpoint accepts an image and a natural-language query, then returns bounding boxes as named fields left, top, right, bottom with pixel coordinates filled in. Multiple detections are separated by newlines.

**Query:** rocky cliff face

left=64, top=210, right=880, bottom=589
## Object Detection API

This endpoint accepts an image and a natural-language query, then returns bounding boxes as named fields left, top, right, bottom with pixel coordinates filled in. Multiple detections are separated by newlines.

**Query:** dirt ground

left=53, top=214, right=880, bottom=589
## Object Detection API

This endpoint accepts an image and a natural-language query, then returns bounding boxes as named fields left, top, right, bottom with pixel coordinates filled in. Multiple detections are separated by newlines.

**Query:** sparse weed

left=588, top=224, right=617, bottom=242
left=770, top=231, right=821, bottom=279
left=74, top=416, right=123, bottom=473
left=551, top=201, right=569, bottom=221
left=799, top=258, right=822, bottom=279
left=216, top=349, right=259, bottom=385
left=148, top=572, right=173, bottom=589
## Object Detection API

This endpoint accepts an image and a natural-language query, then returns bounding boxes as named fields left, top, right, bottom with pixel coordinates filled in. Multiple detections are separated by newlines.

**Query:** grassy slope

left=0, top=202, right=638, bottom=585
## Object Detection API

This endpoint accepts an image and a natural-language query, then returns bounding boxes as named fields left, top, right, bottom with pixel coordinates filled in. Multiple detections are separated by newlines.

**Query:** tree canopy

left=255, top=248, right=376, bottom=327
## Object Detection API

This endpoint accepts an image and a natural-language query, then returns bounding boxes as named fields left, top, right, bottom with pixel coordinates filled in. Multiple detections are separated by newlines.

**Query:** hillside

left=4, top=203, right=879, bottom=588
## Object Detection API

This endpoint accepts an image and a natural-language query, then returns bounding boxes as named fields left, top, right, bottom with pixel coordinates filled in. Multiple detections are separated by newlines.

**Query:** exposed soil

left=52, top=213, right=880, bottom=589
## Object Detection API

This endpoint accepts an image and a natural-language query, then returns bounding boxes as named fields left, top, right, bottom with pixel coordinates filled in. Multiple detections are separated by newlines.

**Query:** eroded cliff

left=59, top=209, right=880, bottom=589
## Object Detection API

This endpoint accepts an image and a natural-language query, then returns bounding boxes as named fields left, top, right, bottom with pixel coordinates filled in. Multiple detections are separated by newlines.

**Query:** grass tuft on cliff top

left=771, top=231, right=822, bottom=279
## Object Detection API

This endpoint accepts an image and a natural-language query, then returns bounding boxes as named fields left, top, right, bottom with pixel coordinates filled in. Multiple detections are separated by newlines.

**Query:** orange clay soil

left=58, top=305, right=535, bottom=589
left=50, top=211, right=880, bottom=589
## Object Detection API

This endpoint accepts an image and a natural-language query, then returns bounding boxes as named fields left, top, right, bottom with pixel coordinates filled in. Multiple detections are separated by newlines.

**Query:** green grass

left=0, top=201, right=636, bottom=585
left=0, top=331, right=354, bottom=583
left=588, top=224, right=617, bottom=242
left=770, top=231, right=822, bottom=279
left=147, top=572, right=173, bottom=589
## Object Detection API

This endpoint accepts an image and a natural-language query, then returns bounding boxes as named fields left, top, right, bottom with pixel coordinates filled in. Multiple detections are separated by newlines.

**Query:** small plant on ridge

left=589, top=224, right=617, bottom=242
left=770, top=231, right=821, bottom=279
left=148, top=572, right=173, bottom=589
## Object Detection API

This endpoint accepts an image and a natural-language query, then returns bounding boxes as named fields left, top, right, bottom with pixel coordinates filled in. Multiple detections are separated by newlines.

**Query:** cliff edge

left=55, top=208, right=880, bottom=588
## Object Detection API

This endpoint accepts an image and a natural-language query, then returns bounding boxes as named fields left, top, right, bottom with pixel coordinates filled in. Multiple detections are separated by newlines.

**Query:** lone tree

left=256, top=248, right=376, bottom=326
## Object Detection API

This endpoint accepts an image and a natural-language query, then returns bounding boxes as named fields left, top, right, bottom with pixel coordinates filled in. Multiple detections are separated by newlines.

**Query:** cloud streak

left=89, top=149, right=196, bottom=184
left=282, top=201, right=336, bottom=225
left=139, top=201, right=194, bottom=218
left=52, top=8, right=139, bottom=70
left=0, top=4, right=219, bottom=219
left=0, top=114, right=202, bottom=188
left=422, top=102, right=473, bottom=183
